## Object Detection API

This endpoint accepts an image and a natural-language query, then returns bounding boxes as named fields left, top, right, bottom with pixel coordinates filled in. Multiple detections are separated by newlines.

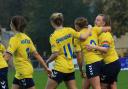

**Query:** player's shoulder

left=49, top=32, right=56, bottom=41
left=100, top=32, right=112, bottom=39
left=10, top=35, right=17, bottom=41
left=105, top=32, right=113, bottom=38
left=0, top=42, right=5, bottom=47
left=50, top=31, right=55, bottom=37
left=63, top=27, right=75, bottom=31
left=103, top=32, right=111, bottom=36
left=64, top=27, right=73, bottom=29
left=21, top=33, right=32, bottom=40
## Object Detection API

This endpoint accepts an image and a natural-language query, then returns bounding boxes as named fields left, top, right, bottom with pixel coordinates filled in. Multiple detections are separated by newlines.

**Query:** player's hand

left=80, top=72, right=87, bottom=78
left=88, top=25, right=92, bottom=30
left=45, top=68, right=52, bottom=77
left=86, top=45, right=94, bottom=51
left=88, top=25, right=92, bottom=36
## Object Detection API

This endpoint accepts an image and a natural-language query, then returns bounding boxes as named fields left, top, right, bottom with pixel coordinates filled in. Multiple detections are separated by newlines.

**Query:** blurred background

left=0, top=0, right=128, bottom=55
left=0, top=0, right=128, bottom=88
left=0, top=0, right=128, bottom=68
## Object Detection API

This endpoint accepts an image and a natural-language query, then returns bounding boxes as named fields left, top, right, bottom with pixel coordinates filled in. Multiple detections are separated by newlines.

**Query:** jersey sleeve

left=7, top=37, right=18, bottom=54
left=74, top=38, right=81, bottom=52
left=100, top=33, right=111, bottom=48
left=29, top=39, right=37, bottom=53
left=93, top=26, right=102, bottom=35
left=70, top=28, right=81, bottom=39
left=50, top=35, right=59, bottom=53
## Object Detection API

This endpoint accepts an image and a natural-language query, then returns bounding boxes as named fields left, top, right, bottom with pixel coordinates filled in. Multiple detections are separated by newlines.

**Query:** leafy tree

left=83, top=0, right=128, bottom=37
left=103, top=0, right=128, bottom=37
left=0, top=0, right=24, bottom=28
left=22, top=0, right=93, bottom=55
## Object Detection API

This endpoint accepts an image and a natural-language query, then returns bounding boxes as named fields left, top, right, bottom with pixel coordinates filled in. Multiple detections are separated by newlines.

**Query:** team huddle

left=0, top=13, right=120, bottom=89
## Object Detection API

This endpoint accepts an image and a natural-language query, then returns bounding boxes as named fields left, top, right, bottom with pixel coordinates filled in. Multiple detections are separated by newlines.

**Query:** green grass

left=8, top=70, right=128, bottom=89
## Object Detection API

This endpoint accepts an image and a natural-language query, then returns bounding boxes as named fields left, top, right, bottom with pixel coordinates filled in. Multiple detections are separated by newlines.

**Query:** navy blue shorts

left=100, top=60, right=121, bottom=84
left=13, top=77, right=35, bottom=88
left=86, top=60, right=104, bottom=79
left=50, top=70, right=75, bottom=84
left=0, top=67, right=8, bottom=89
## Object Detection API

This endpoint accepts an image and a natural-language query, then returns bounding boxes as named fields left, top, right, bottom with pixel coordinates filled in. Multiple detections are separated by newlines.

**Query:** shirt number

left=26, top=48, right=30, bottom=59
left=63, top=43, right=73, bottom=58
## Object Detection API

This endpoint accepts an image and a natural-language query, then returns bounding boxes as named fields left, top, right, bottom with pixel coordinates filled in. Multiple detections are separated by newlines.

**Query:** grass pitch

left=8, top=70, right=128, bottom=89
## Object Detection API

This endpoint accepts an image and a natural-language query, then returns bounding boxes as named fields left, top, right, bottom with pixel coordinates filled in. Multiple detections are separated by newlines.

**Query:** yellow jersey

left=7, top=33, right=36, bottom=79
left=74, top=27, right=103, bottom=64
left=50, top=27, right=80, bottom=73
left=0, top=43, right=8, bottom=69
left=99, top=32, right=118, bottom=64
left=74, top=38, right=81, bottom=53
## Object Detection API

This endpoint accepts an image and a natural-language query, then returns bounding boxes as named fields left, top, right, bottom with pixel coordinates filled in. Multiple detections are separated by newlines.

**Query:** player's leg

left=27, top=86, right=35, bottom=89
left=86, top=61, right=104, bottom=89
left=100, top=83, right=108, bottom=89
left=82, top=78, right=90, bottom=89
left=110, top=60, right=120, bottom=89
left=0, top=67, right=9, bottom=89
left=45, top=70, right=63, bottom=89
left=101, top=60, right=121, bottom=89
left=64, top=72, right=77, bottom=89
left=81, top=66, right=91, bottom=89
left=11, top=84, right=20, bottom=89
left=12, top=78, right=20, bottom=89
left=89, top=76, right=101, bottom=89
left=45, top=78, right=58, bottom=89
left=65, top=80, right=77, bottom=89
left=110, top=60, right=121, bottom=89
left=100, top=64, right=109, bottom=89
left=110, top=82, right=117, bottom=89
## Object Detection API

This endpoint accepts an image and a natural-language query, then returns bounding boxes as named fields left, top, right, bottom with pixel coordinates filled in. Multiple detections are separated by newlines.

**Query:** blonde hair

left=50, top=12, right=64, bottom=26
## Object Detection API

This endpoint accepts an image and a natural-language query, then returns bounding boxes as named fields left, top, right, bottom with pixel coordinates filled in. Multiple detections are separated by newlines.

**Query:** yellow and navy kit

left=50, top=27, right=80, bottom=73
left=7, top=33, right=36, bottom=79
left=0, top=43, right=8, bottom=69
left=74, top=27, right=103, bottom=64
left=98, top=32, right=118, bottom=64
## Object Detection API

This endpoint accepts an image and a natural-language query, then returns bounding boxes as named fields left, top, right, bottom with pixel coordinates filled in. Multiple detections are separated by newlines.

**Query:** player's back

left=8, top=33, right=35, bottom=79
left=79, top=28, right=103, bottom=64
left=50, top=27, right=78, bottom=73
left=0, top=43, right=8, bottom=69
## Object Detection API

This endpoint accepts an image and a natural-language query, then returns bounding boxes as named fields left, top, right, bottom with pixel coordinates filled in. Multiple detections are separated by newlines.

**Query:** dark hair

left=11, top=16, right=27, bottom=32
left=98, top=14, right=111, bottom=26
left=74, top=17, right=88, bottom=29
left=50, top=13, right=63, bottom=26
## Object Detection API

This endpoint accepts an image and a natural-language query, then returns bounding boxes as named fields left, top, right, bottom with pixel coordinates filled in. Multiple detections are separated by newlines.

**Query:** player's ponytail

left=11, top=16, right=27, bottom=32
left=50, top=12, right=63, bottom=26
left=104, top=15, right=111, bottom=26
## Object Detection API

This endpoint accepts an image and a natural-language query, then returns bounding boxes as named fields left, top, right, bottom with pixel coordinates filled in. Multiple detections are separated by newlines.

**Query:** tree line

left=0, top=0, right=127, bottom=55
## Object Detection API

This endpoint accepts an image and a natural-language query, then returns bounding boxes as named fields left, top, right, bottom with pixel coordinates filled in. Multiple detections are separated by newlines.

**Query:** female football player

left=86, top=14, right=121, bottom=89
left=4, top=16, right=52, bottom=89
left=45, top=13, right=92, bottom=89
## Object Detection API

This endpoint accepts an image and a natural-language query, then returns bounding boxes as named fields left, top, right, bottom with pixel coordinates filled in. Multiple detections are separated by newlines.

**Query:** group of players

left=0, top=12, right=120, bottom=89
